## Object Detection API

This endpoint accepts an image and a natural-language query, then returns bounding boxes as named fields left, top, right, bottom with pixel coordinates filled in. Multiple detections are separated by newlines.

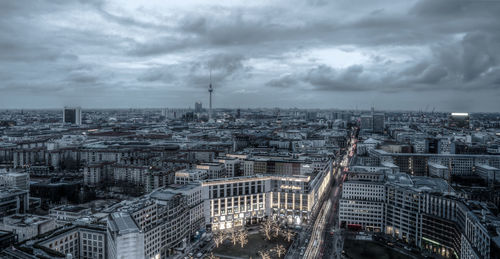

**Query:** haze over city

left=1, top=0, right=500, bottom=111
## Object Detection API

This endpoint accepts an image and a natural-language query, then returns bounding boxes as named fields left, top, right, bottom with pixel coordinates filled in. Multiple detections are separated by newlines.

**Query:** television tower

left=208, top=69, right=214, bottom=121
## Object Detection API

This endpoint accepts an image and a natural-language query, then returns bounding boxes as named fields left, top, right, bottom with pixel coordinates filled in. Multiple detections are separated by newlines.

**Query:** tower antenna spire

left=208, top=67, right=214, bottom=122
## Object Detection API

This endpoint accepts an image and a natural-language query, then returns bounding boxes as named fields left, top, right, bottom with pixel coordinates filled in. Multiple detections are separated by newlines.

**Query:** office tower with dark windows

left=360, top=115, right=373, bottom=131
left=63, top=106, right=82, bottom=125
left=372, top=113, right=385, bottom=133
left=195, top=101, right=203, bottom=113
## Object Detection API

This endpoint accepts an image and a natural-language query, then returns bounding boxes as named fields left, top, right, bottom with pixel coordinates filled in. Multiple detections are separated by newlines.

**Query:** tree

left=258, top=250, right=271, bottom=259
left=230, top=228, right=238, bottom=246
left=272, top=221, right=281, bottom=238
left=206, top=253, right=220, bottom=259
left=283, top=229, right=295, bottom=242
left=272, top=244, right=286, bottom=258
left=214, top=231, right=226, bottom=248
left=261, top=218, right=274, bottom=240
left=237, top=228, right=248, bottom=248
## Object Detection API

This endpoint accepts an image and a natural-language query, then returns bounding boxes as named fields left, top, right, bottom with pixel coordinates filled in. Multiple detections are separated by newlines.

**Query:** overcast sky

left=1, top=0, right=499, bottom=111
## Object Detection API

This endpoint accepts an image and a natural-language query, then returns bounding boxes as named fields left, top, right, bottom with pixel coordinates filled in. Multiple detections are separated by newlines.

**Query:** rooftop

left=51, top=205, right=89, bottom=213
left=108, top=212, right=140, bottom=235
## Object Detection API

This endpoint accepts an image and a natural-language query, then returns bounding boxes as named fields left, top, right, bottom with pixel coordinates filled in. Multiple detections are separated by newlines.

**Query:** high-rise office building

left=63, top=107, right=82, bottom=125
left=372, top=113, right=385, bottom=133
left=195, top=101, right=203, bottom=113
left=360, top=115, right=373, bottom=131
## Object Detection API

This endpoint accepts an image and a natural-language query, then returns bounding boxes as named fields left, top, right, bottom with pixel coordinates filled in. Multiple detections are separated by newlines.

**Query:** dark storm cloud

left=410, top=0, right=465, bottom=16
left=0, top=0, right=138, bottom=97
left=137, top=67, right=177, bottom=83
left=137, top=53, right=249, bottom=88
left=413, top=65, right=448, bottom=85
left=84, top=0, right=171, bottom=31
left=304, top=65, right=368, bottom=92
left=128, top=37, right=194, bottom=56
left=267, top=27, right=500, bottom=94
left=1, top=0, right=499, bottom=110
left=128, top=0, right=491, bottom=54
left=266, top=75, right=296, bottom=88
left=66, top=70, right=101, bottom=84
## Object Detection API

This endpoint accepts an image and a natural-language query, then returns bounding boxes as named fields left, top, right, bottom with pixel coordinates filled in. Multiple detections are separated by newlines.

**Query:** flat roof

left=412, top=176, right=452, bottom=193
left=109, top=212, right=140, bottom=234
left=373, top=149, right=500, bottom=159
left=428, top=162, right=448, bottom=169
left=52, top=205, right=89, bottom=213
left=476, top=164, right=499, bottom=170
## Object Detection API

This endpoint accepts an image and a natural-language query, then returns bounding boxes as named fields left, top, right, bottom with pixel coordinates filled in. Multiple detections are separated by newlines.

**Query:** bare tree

left=206, top=253, right=220, bottom=259
left=261, top=218, right=274, bottom=240
left=214, top=231, right=226, bottom=248
left=282, top=229, right=295, bottom=242
left=237, top=228, right=248, bottom=248
left=258, top=250, right=271, bottom=259
left=272, top=244, right=286, bottom=258
left=230, top=228, right=239, bottom=246
left=272, top=221, right=281, bottom=238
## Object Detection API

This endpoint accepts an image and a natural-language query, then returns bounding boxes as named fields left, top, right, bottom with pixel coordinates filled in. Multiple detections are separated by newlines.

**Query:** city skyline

left=1, top=0, right=500, bottom=111
left=2, top=1, right=500, bottom=258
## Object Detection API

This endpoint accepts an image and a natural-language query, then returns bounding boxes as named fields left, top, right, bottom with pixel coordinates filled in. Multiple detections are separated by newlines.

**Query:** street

left=287, top=128, right=357, bottom=259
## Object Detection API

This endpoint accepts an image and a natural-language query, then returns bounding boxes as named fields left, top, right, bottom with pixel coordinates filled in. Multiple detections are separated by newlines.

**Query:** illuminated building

left=201, top=157, right=333, bottom=230
left=202, top=176, right=269, bottom=230
left=339, top=171, right=385, bottom=232
left=449, top=112, right=470, bottom=129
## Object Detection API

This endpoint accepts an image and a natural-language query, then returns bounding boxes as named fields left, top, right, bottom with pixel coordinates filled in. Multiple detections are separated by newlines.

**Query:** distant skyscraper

left=63, top=107, right=82, bottom=125
left=195, top=101, right=203, bottom=113
left=306, top=111, right=317, bottom=121
left=236, top=108, right=241, bottom=119
left=360, top=115, right=373, bottom=131
left=372, top=113, right=385, bottom=133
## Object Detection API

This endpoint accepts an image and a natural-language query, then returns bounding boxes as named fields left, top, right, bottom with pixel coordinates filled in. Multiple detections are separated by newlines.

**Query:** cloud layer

left=0, top=0, right=499, bottom=111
